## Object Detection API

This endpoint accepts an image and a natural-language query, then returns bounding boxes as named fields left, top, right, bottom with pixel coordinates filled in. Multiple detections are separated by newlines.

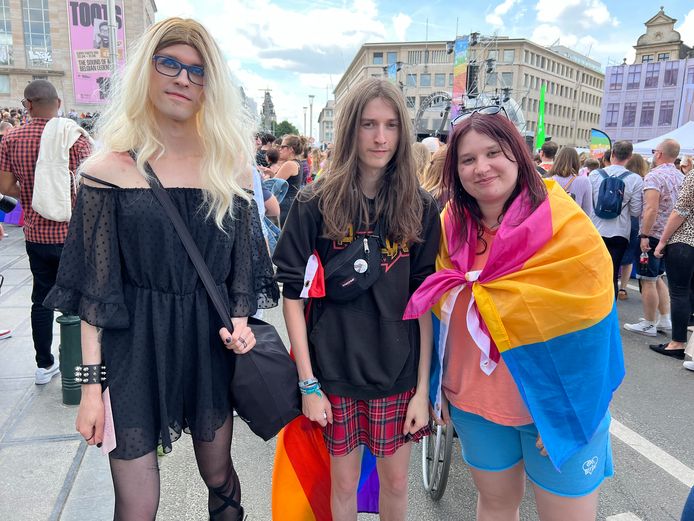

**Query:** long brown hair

left=442, top=114, right=547, bottom=247
left=311, top=78, right=423, bottom=243
left=420, top=144, right=447, bottom=202
left=549, top=147, right=580, bottom=178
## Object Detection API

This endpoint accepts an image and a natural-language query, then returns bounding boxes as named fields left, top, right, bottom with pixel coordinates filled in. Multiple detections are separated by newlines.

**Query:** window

left=487, top=50, right=498, bottom=61
left=0, top=73, right=8, bottom=94
left=645, top=63, right=659, bottom=88
left=641, top=54, right=653, bottom=63
left=486, top=72, right=497, bottom=86
left=664, top=62, right=678, bottom=86
left=640, top=101, right=655, bottom=126
left=373, top=52, right=383, bottom=64
left=688, top=67, right=694, bottom=84
left=501, top=72, right=513, bottom=86
left=627, top=65, right=641, bottom=89
left=502, top=49, right=515, bottom=63
left=609, top=67, right=623, bottom=90
left=406, top=96, right=416, bottom=109
left=406, top=73, right=416, bottom=87
left=434, top=73, right=446, bottom=87
left=606, top=103, right=619, bottom=127
left=622, top=103, right=636, bottom=127
left=387, top=52, right=397, bottom=64
left=658, top=100, right=674, bottom=125
left=658, top=53, right=669, bottom=61
left=448, top=73, right=454, bottom=87
left=0, top=0, right=12, bottom=66
left=420, top=73, right=431, bottom=87
left=22, top=0, right=51, bottom=67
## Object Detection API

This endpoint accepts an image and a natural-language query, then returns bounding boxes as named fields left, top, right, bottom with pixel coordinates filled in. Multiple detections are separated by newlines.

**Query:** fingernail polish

left=225, top=337, right=232, bottom=344
left=97, top=443, right=102, bottom=448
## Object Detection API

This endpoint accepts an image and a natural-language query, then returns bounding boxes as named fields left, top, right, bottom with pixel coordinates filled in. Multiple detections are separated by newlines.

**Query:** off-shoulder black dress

left=45, top=185, right=279, bottom=460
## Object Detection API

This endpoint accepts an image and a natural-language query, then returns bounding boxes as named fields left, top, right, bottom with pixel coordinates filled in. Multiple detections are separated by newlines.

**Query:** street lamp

left=303, top=106, right=307, bottom=136
left=308, top=95, right=315, bottom=140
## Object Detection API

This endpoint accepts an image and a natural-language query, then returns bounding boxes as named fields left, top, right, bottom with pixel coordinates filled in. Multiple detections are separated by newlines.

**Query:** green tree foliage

left=274, top=120, right=300, bottom=137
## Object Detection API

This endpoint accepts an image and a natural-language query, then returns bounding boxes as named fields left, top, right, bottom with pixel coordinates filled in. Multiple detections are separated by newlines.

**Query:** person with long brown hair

left=275, top=134, right=305, bottom=226
left=273, top=78, right=440, bottom=520
left=548, top=147, right=593, bottom=214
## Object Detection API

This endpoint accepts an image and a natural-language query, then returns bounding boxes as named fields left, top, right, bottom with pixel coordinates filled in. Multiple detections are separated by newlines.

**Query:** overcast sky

left=156, top=0, right=694, bottom=140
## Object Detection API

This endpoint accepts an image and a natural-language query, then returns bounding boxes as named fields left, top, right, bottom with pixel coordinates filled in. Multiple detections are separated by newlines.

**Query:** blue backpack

left=594, top=169, right=632, bottom=219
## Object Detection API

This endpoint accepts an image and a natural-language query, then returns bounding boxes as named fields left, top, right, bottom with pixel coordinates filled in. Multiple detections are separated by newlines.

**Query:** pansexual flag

left=404, top=180, right=625, bottom=470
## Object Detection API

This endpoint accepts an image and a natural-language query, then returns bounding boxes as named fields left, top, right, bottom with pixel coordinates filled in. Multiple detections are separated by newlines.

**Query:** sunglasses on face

left=152, top=55, right=205, bottom=86
left=278, top=145, right=290, bottom=149
left=451, top=105, right=507, bottom=127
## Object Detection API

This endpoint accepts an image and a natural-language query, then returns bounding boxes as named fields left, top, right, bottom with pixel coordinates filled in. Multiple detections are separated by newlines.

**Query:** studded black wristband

left=74, top=364, right=106, bottom=384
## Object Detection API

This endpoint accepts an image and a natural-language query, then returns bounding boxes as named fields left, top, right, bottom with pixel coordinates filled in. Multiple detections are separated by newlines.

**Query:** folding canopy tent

left=632, top=121, right=694, bottom=155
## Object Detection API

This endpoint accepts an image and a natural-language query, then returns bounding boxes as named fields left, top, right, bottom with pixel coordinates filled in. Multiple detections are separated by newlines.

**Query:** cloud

left=486, top=0, right=519, bottom=28
left=393, top=13, right=412, bottom=41
left=677, top=8, right=694, bottom=47
left=535, top=0, right=618, bottom=29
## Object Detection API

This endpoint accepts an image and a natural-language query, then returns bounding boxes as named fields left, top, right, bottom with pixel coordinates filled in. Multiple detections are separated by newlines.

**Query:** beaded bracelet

left=74, top=364, right=107, bottom=385
left=298, top=379, right=322, bottom=398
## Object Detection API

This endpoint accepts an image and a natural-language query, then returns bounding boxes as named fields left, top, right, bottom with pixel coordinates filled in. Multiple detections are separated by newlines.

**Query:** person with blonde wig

left=44, top=18, right=278, bottom=520
left=273, top=78, right=440, bottom=520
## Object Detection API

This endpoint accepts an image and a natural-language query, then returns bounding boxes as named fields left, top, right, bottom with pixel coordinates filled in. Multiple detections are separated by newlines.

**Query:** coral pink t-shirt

left=442, top=229, right=533, bottom=426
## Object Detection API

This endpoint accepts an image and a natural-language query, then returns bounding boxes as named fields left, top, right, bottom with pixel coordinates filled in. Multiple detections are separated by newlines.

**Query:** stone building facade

left=0, top=0, right=156, bottom=113
left=334, top=37, right=603, bottom=148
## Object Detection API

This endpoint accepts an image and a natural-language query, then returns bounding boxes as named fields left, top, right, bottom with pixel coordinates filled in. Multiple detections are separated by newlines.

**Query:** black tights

left=109, top=414, right=242, bottom=520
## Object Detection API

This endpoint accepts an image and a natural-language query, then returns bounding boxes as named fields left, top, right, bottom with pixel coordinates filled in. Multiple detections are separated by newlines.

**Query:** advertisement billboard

left=67, top=1, right=126, bottom=105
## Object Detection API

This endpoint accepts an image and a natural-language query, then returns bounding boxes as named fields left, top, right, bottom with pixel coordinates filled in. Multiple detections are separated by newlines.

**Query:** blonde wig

left=312, top=78, right=423, bottom=244
left=84, top=17, right=253, bottom=228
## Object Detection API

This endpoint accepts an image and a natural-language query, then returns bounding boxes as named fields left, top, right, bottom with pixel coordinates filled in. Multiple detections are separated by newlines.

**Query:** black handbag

left=145, top=163, right=301, bottom=441
left=323, top=220, right=384, bottom=303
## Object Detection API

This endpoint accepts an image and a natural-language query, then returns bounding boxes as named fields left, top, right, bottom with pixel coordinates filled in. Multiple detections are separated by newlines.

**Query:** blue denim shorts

left=636, top=236, right=666, bottom=281
left=449, top=406, right=613, bottom=497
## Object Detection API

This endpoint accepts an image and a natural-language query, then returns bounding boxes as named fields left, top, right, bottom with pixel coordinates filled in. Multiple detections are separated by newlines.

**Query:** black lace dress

left=44, top=185, right=279, bottom=460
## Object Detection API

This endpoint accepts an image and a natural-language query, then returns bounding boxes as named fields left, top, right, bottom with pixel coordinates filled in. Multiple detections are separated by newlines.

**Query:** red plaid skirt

left=323, top=388, right=431, bottom=457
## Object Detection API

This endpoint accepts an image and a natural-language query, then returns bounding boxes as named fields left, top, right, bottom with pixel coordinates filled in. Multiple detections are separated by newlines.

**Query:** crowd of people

left=0, top=14, right=692, bottom=521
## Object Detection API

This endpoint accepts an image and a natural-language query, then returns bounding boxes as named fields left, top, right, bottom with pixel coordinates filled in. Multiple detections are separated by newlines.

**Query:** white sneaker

left=35, top=361, right=60, bottom=385
left=624, top=320, right=657, bottom=337
left=683, top=361, right=694, bottom=371
left=656, top=317, right=672, bottom=332
left=0, top=328, right=11, bottom=340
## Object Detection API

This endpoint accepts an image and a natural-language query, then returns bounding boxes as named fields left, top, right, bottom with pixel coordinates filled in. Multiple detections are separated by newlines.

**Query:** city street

left=1, top=222, right=692, bottom=521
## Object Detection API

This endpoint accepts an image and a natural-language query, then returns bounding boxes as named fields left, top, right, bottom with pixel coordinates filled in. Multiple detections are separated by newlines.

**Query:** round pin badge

left=353, top=259, right=368, bottom=273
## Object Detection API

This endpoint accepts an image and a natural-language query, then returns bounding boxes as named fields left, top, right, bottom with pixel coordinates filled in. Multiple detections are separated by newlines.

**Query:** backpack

left=594, top=169, right=631, bottom=219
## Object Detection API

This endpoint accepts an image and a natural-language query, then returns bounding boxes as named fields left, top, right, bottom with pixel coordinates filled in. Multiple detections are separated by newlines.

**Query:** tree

left=274, top=120, right=300, bottom=137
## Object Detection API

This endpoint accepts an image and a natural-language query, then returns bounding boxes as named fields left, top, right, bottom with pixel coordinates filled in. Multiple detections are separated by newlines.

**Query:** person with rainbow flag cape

left=404, top=110, right=625, bottom=519
left=271, top=78, right=440, bottom=520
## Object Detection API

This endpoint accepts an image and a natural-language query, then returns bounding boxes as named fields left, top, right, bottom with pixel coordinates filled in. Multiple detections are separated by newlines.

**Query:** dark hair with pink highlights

left=442, top=114, right=547, bottom=249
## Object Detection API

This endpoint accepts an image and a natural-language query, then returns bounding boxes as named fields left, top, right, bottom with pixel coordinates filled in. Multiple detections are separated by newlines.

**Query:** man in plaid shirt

left=0, top=80, right=91, bottom=384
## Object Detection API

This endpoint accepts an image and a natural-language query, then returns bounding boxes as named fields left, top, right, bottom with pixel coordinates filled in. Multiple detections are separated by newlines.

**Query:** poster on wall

left=67, top=1, right=126, bottom=105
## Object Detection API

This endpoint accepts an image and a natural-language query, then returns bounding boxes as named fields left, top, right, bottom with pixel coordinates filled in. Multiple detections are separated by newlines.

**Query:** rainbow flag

left=272, top=416, right=380, bottom=520
left=590, top=128, right=612, bottom=160
left=404, top=181, right=625, bottom=470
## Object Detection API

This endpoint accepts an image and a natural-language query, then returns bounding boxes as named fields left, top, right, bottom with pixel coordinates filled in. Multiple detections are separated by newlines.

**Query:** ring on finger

left=238, top=337, right=247, bottom=350
left=85, top=433, right=94, bottom=442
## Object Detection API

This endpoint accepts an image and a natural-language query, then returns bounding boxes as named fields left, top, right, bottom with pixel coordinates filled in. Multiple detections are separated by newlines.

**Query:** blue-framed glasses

left=152, top=55, right=205, bottom=86
left=451, top=105, right=507, bottom=127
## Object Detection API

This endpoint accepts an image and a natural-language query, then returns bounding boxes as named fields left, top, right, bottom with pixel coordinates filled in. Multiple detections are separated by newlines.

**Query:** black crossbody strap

left=143, top=161, right=234, bottom=332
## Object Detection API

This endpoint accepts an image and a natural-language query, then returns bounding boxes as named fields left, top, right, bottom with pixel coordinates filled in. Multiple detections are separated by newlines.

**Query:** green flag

left=535, top=83, right=546, bottom=150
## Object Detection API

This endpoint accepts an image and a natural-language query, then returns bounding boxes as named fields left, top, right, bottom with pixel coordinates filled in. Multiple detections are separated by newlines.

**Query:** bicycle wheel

left=421, top=420, right=455, bottom=500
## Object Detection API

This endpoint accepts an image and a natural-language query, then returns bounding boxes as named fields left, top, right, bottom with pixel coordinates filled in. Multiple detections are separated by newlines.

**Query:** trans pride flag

left=404, top=180, right=625, bottom=470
